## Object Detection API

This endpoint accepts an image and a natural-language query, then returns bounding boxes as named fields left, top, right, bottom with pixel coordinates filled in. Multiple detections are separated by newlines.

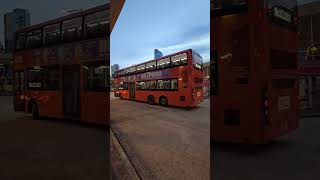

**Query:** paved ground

left=213, top=117, right=320, bottom=180
left=0, top=96, right=109, bottom=180
left=110, top=94, right=210, bottom=180
left=0, top=96, right=24, bottom=123
left=110, top=129, right=140, bottom=180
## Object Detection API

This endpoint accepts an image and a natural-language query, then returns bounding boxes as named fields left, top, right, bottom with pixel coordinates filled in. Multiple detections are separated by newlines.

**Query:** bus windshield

left=213, top=0, right=248, bottom=16
left=266, top=0, right=298, bottom=30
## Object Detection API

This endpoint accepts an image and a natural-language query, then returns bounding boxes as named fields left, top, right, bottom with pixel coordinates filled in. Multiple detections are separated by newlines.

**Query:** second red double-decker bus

left=13, top=4, right=109, bottom=125
left=211, top=0, right=299, bottom=143
left=114, top=49, right=204, bottom=107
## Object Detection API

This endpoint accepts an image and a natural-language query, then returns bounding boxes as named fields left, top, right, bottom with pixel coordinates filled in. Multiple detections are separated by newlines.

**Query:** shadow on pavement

left=0, top=115, right=110, bottom=180
left=212, top=139, right=296, bottom=156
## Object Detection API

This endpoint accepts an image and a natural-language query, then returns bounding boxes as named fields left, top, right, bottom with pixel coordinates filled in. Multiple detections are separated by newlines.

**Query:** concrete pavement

left=110, top=95, right=210, bottom=180
left=213, top=117, right=320, bottom=180
left=0, top=96, right=24, bottom=122
left=111, top=128, right=140, bottom=180
left=0, top=96, right=109, bottom=180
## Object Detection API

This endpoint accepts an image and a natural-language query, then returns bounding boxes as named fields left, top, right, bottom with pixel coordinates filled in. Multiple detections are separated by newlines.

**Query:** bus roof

left=116, top=49, right=193, bottom=72
left=16, top=3, right=109, bottom=34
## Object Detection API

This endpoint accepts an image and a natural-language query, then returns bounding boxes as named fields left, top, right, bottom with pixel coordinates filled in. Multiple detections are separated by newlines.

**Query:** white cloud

left=160, top=33, right=210, bottom=57
left=158, top=32, right=210, bottom=62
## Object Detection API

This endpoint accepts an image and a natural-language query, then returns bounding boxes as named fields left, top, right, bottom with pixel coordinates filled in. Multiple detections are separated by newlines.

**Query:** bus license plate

left=197, top=92, right=201, bottom=96
left=278, top=96, right=290, bottom=110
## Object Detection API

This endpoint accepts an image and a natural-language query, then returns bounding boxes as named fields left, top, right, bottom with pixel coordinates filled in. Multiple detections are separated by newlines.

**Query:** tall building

left=4, top=8, right=30, bottom=53
left=154, top=49, right=163, bottom=59
left=111, top=64, right=120, bottom=77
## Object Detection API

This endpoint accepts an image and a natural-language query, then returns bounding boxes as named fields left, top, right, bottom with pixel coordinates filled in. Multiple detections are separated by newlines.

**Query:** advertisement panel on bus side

left=120, top=68, right=173, bottom=82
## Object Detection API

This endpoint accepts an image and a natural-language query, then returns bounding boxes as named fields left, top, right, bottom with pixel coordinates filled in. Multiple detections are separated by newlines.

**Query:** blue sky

left=110, top=0, right=210, bottom=69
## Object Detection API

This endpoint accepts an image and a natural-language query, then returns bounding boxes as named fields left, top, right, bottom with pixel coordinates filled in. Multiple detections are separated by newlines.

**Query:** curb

left=110, top=128, right=140, bottom=180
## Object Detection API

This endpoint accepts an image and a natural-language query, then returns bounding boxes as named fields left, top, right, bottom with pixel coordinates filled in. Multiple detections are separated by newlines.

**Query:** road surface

left=110, top=94, right=210, bottom=180
left=0, top=96, right=109, bottom=180
left=213, top=117, right=320, bottom=180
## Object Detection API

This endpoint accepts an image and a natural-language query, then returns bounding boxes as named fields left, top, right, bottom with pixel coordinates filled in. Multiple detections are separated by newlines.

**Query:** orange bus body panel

left=13, top=4, right=110, bottom=126
left=114, top=49, right=204, bottom=108
left=211, top=0, right=299, bottom=143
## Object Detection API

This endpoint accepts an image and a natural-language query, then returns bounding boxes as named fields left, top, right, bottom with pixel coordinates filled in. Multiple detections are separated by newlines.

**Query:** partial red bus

left=211, top=0, right=299, bottom=143
left=114, top=49, right=204, bottom=107
left=13, top=4, right=109, bottom=125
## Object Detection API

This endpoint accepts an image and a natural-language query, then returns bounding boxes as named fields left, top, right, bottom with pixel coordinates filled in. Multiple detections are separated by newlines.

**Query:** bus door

left=129, top=82, right=135, bottom=99
left=62, top=65, right=80, bottom=118
left=13, top=71, right=25, bottom=111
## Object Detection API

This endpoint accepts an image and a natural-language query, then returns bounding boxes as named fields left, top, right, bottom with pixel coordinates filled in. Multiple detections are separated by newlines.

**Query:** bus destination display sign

left=28, top=82, right=42, bottom=88
left=273, top=6, right=291, bottom=23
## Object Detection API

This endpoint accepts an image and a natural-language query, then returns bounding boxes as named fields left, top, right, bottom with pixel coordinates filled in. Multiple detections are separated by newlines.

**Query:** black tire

left=31, top=103, right=39, bottom=120
left=147, top=95, right=155, bottom=105
left=159, top=97, right=168, bottom=106
left=120, top=94, right=123, bottom=99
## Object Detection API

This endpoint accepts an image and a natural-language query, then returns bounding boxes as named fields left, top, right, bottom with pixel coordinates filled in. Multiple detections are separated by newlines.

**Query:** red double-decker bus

left=13, top=4, right=109, bottom=125
left=211, top=0, right=299, bottom=143
left=114, top=49, right=204, bottom=107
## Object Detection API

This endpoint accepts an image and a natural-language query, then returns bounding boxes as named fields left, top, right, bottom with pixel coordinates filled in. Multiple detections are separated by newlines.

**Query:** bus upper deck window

left=193, top=51, right=203, bottom=70
left=16, top=33, right=26, bottom=50
left=171, top=55, right=180, bottom=66
left=62, top=18, right=83, bottom=42
left=172, top=53, right=187, bottom=66
left=146, top=62, right=156, bottom=71
left=27, top=30, right=42, bottom=48
left=180, top=53, right=188, bottom=65
left=157, top=57, right=171, bottom=69
left=43, top=23, right=61, bottom=45
left=85, top=10, right=109, bottom=38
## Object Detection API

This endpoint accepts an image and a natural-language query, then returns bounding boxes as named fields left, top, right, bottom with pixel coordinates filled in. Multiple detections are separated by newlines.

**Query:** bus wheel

left=159, top=97, right=168, bottom=106
left=32, top=103, right=39, bottom=120
left=147, top=95, right=155, bottom=105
